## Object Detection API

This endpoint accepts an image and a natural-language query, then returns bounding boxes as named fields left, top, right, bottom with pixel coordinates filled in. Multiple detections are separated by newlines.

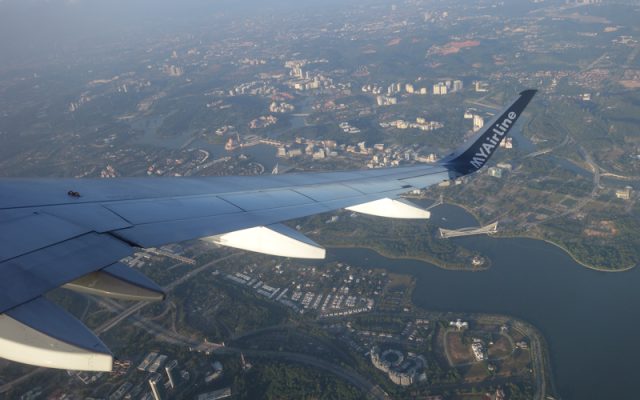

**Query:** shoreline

left=495, top=233, right=637, bottom=273
left=326, top=243, right=490, bottom=271
left=435, top=199, right=637, bottom=273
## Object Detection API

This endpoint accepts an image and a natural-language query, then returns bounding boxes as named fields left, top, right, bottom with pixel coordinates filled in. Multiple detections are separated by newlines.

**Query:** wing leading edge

left=0, top=89, right=536, bottom=371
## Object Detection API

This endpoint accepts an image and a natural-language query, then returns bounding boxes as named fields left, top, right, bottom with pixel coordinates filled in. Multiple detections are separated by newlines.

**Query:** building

left=472, top=114, right=484, bottom=131
left=204, top=360, right=224, bottom=383
left=499, top=137, right=513, bottom=149
left=312, top=149, right=326, bottom=159
left=474, top=81, right=489, bottom=92
left=376, top=95, right=397, bottom=106
left=433, top=82, right=447, bottom=95
left=240, top=353, right=252, bottom=371
left=449, top=319, right=468, bottom=330
left=148, top=372, right=163, bottom=400
left=615, top=186, right=633, bottom=200
left=488, top=167, right=503, bottom=178
left=148, top=354, right=167, bottom=373
left=405, top=83, right=415, bottom=94
left=370, top=346, right=424, bottom=386
left=164, top=65, right=183, bottom=77
left=389, top=369, right=414, bottom=386
left=196, top=388, right=232, bottom=400
left=164, top=360, right=178, bottom=389
left=137, top=352, right=158, bottom=371
left=453, top=80, right=463, bottom=91
left=471, top=339, right=487, bottom=361
left=287, top=148, right=303, bottom=157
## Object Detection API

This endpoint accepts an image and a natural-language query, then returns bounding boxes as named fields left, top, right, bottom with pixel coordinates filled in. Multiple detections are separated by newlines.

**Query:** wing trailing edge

left=1, top=297, right=112, bottom=371
left=63, top=262, right=165, bottom=302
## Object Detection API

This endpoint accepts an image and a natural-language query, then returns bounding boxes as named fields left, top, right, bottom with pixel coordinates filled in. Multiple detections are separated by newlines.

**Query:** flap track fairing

left=346, top=198, right=430, bottom=219
left=203, top=223, right=326, bottom=259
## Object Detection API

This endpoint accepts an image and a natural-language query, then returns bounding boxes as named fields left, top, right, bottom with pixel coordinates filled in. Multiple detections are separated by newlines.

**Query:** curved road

left=214, top=347, right=390, bottom=400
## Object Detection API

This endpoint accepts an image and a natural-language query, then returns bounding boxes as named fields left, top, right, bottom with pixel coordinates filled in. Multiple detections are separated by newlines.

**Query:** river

left=326, top=204, right=639, bottom=400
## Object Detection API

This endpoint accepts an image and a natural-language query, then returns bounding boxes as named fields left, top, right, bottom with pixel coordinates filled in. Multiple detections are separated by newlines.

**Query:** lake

left=327, top=204, right=639, bottom=400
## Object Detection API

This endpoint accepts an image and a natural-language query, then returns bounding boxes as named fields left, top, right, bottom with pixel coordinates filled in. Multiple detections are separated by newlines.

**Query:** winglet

left=439, top=89, right=537, bottom=176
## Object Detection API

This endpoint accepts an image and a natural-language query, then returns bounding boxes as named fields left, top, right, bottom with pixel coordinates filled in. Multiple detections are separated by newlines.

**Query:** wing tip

left=520, top=88, right=537, bottom=95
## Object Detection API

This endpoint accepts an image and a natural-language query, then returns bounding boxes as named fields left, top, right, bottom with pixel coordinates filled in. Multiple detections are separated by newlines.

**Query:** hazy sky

left=0, top=0, right=356, bottom=69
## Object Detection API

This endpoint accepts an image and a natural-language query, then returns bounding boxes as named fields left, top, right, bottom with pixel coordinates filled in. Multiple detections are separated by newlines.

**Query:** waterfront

left=328, top=204, right=640, bottom=400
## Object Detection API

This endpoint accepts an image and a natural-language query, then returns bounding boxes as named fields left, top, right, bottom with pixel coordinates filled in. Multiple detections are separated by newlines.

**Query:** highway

left=523, top=139, right=600, bottom=229
left=0, top=252, right=240, bottom=393
left=214, top=347, right=390, bottom=400
left=523, top=132, right=570, bottom=159
left=96, top=252, right=241, bottom=334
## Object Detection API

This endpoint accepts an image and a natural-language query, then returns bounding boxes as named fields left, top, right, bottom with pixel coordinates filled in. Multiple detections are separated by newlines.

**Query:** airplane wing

left=0, top=90, right=536, bottom=371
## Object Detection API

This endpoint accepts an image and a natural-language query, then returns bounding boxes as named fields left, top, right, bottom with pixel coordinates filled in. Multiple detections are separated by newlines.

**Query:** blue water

left=327, top=204, right=639, bottom=400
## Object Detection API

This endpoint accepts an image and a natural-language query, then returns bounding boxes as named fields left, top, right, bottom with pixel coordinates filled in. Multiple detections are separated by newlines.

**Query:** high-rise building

left=473, top=114, right=484, bottom=132
left=149, top=372, right=163, bottom=400
left=165, top=360, right=178, bottom=389
left=474, top=81, right=489, bottom=92
left=241, top=353, right=253, bottom=371
left=164, top=65, right=183, bottom=77
left=433, top=82, right=447, bottom=95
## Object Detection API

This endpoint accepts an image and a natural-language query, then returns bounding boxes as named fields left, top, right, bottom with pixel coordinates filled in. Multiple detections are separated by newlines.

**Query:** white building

left=449, top=319, right=468, bottom=330
left=473, top=114, right=484, bottom=132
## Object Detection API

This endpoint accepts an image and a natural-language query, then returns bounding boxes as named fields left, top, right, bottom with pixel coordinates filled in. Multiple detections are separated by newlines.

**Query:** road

left=523, top=132, right=570, bottom=159
left=96, top=253, right=242, bottom=334
left=94, top=293, right=386, bottom=399
left=511, top=320, right=548, bottom=400
left=0, top=252, right=240, bottom=393
left=464, top=97, right=501, bottom=111
left=523, top=139, right=600, bottom=228
left=214, top=347, right=390, bottom=400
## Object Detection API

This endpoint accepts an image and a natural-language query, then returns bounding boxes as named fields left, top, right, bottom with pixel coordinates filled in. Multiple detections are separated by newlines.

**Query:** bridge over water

left=439, top=221, right=498, bottom=238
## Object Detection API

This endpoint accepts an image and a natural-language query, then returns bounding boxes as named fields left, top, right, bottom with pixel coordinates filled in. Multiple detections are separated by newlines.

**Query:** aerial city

left=0, top=0, right=639, bottom=399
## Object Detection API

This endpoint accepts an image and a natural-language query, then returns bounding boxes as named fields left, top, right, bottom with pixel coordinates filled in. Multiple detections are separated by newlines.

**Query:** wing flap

left=400, top=170, right=451, bottom=189
left=43, top=204, right=132, bottom=233
left=292, top=183, right=364, bottom=202
left=64, top=262, right=165, bottom=301
left=219, top=189, right=312, bottom=211
left=0, top=233, right=132, bottom=314
left=0, top=211, right=89, bottom=263
left=111, top=183, right=417, bottom=249
left=1, top=297, right=112, bottom=371
left=105, top=195, right=243, bottom=225
left=112, top=201, right=330, bottom=248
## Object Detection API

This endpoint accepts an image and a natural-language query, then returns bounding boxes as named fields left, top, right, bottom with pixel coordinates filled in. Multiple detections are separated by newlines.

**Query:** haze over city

left=0, top=0, right=639, bottom=399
